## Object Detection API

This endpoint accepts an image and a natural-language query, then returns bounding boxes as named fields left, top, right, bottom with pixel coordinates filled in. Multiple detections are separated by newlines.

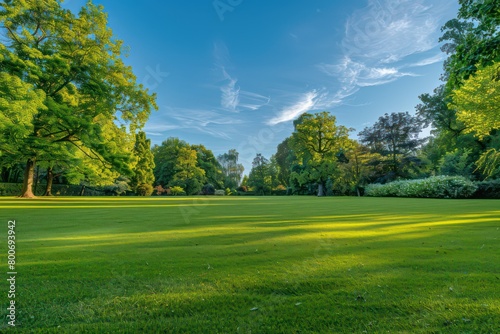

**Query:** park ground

left=0, top=196, right=499, bottom=333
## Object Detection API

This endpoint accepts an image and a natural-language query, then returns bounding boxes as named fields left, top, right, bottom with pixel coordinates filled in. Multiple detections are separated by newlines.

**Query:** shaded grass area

left=0, top=196, right=499, bottom=333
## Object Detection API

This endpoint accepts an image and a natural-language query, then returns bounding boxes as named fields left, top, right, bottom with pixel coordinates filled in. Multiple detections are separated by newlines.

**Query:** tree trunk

left=20, top=158, right=36, bottom=198
left=317, top=182, right=325, bottom=197
left=34, top=165, right=40, bottom=195
left=43, top=167, right=54, bottom=196
left=79, top=185, right=86, bottom=196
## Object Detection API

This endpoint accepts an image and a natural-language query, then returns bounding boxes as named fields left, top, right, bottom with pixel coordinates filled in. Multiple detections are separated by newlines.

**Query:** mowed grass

left=0, top=196, right=499, bottom=333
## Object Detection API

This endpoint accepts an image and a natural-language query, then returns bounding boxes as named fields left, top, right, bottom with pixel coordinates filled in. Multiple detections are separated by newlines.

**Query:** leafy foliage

left=248, top=154, right=272, bottom=195
left=443, top=0, right=500, bottom=87
left=217, top=149, right=244, bottom=189
left=0, top=0, right=156, bottom=197
left=131, top=132, right=155, bottom=194
left=439, top=149, right=475, bottom=177
left=153, top=138, right=214, bottom=195
left=170, top=186, right=185, bottom=196
left=291, top=112, right=352, bottom=196
left=365, top=176, right=477, bottom=199
left=136, top=183, right=154, bottom=196
left=201, top=183, right=216, bottom=195
left=473, top=179, right=500, bottom=198
left=359, top=112, right=426, bottom=181
left=451, top=64, right=500, bottom=139
left=103, top=178, right=131, bottom=196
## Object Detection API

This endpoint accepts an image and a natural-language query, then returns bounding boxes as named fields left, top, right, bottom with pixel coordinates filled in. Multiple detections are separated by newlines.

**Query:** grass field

left=0, top=196, right=499, bottom=333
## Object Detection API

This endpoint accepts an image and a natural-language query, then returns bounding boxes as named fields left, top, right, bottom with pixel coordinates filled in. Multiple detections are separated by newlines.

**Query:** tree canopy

left=291, top=112, right=351, bottom=196
left=0, top=0, right=157, bottom=197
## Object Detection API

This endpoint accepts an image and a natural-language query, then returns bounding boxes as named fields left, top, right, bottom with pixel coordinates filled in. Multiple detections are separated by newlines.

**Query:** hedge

left=0, top=183, right=105, bottom=196
left=472, top=179, right=500, bottom=199
left=365, top=176, right=477, bottom=199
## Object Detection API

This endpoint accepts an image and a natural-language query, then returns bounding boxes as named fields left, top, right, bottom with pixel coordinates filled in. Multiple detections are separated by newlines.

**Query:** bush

left=365, top=176, right=477, bottom=199
left=236, top=191, right=256, bottom=196
left=103, top=181, right=130, bottom=196
left=0, top=183, right=22, bottom=196
left=170, top=186, right=185, bottom=196
left=136, top=184, right=153, bottom=196
left=473, top=179, right=500, bottom=198
left=237, top=185, right=248, bottom=192
left=215, top=189, right=225, bottom=196
left=271, top=185, right=288, bottom=196
left=153, top=185, right=167, bottom=196
left=201, top=184, right=215, bottom=195
left=0, top=183, right=105, bottom=196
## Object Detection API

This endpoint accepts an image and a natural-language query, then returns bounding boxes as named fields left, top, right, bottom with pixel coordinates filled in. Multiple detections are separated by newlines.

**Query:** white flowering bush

left=214, top=189, right=225, bottom=196
left=365, top=176, right=477, bottom=199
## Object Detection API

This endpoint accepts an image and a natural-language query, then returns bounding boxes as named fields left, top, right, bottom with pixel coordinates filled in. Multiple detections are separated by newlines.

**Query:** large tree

left=442, top=0, right=500, bottom=88
left=336, top=141, right=383, bottom=196
left=153, top=137, right=189, bottom=187
left=248, top=153, right=272, bottom=195
left=274, top=137, right=295, bottom=187
left=192, top=144, right=224, bottom=189
left=153, top=138, right=224, bottom=194
left=217, top=149, right=244, bottom=189
left=359, top=112, right=425, bottom=181
left=0, top=0, right=157, bottom=197
left=451, top=64, right=500, bottom=177
left=451, top=64, right=500, bottom=139
left=170, top=147, right=206, bottom=195
left=292, top=112, right=351, bottom=196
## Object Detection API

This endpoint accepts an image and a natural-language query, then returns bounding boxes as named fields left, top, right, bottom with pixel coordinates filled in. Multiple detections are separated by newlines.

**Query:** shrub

left=271, top=185, right=288, bottom=196
left=154, top=185, right=167, bottom=196
left=0, top=183, right=106, bottom=196
left=215, top=189, right=225, bottom=196
left=237, top=185, right=248, bottom=192
left=201, top=184, right=215, bottom=195
left=170, top=186, right=185, bottom=196
left=473, top=179, right=500, bottom=198
left=136, top=184, right=153, bottom=196
left=365, top=176, right=477, bottom=199
left=0, top=183, right=22, bottom=196
left=103, top=181, right=130, bottom=196
left=225, top=188, right=232, bottom=196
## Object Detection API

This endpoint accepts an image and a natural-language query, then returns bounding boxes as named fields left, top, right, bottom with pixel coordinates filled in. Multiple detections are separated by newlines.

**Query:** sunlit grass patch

left=0, top=196, right=498, bottom=332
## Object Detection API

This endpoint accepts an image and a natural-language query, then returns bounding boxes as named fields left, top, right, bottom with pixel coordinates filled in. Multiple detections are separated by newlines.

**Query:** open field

left=0, top=196, right=499, bottom=333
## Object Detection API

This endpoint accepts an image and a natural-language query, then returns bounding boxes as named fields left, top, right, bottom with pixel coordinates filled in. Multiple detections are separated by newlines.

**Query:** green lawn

left=0, top=196, right=499, bottom=333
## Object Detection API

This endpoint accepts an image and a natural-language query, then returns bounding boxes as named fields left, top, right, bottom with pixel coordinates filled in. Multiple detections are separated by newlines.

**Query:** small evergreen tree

left=131, top=132, right=155, bottom=195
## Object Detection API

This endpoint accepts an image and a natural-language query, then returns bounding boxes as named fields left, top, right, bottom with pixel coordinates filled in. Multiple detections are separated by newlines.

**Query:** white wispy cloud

left=267, top=91, right=318, bottom=125
left=342, top=1, right=444, bottom=61
left=143, top=123, right=181, bottom=138
left=166, top=106, right=243, bottom=139
left=215, top=41, right=269, bottom=113
left=266, top=1, right=453, bottom=125
left=143, top=123, right=181, bottom=132
left=238, top=91, right=271, bottom=110
left=320, top=57, right=417, bottom=89
left=318, top=0, right=453, bottom=108
left=220, top=67, right=240, bottom=111
left=218, top=66, right=270, bottom=112
left=409, top=53, right=447, bottom=67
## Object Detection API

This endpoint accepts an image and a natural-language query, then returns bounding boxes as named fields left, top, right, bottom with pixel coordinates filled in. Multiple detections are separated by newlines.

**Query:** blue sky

left=65, top=0, right=459, bottom=173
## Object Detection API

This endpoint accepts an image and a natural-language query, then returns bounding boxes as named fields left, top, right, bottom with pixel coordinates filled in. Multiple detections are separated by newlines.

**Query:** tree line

left=1, top=0, right=499, bottom=197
